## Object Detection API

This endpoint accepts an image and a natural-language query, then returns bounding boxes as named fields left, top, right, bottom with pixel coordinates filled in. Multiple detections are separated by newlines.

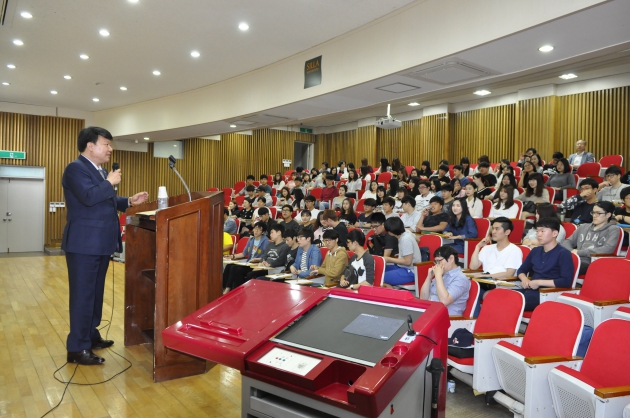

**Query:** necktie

left=99, top=167, right=107, bottom=180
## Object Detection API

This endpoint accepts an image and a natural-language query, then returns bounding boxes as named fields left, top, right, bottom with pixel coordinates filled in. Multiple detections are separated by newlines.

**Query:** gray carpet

left=445, top=375, right=512, bottom=417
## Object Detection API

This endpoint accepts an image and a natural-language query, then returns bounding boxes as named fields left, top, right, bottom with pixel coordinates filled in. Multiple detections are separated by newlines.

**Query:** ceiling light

left=474, top=90, right=491, bottom=96
left=99, top=29, right=110, bottom=37
left=92, top=98, right=99, bottom=102
left=2, top=82, right=10, bottom=86
left=559, top=73, right=577, bottom=80
left=20, top=11, right=33, bottom=18
left=173, top=144, right=177, bottom=147
left=191, top=51, right=200, bottom=58
left=80, top=54, right=89, bottom=59
left=13, top=39, right=24, bottom=46
left=7, top=64, right=15, bottom=69
left=408, top=102, right=420, bottom=107
left=64, top=75, right=72, bottom=80
left=128, top=0, right=139, bottom=3
left=144, top=137, right=149, bottom=140
left=538, top=45, right=554, bottom=52
left=238, top=23, right=249, bottom=31
left=120, top=86, right=127, bottom=91
left=50, top=90, right=58, bottom=95
left=230, top=124, right=237, bottom=128
left=153, top=70, right=161, bottom=75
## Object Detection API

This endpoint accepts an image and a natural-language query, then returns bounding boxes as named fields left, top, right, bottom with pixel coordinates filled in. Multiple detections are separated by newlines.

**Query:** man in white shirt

left=415, top=180, right=435, bottom=213
left=400, top=196, right=421, bottom=232
left=295, top=195, right=319, bottom=226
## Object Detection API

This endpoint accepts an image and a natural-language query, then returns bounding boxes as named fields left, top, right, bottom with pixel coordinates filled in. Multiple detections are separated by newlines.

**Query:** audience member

left=419, top=245, right=470, bottom=315
left=597, top=166, right=629, bottom=202
left=416, top=196, right=449, bottom=232
left=568, top=139, right=595, bottom=171
left=244, top=223, right=289, bottom=282
left=451, top=165, right=470, bottom=187
left=367, top=212, right=398, bottom=258
left=441, top=184, right=455, bottom=214
left=487, top=173, right=518, bottom=201
left=222, top=232, right=233, bottom=255
left=567, top=178, right=599, bottom=224
left=321, top=210, right=348, bottom=248
left=290, top=228, right=323, bottom=278
left=223, top=208, right=237, bottom=234
left=530, top=154, right=544, bottom=173
left=382, top=196, right=397, bottom=219
left=295, top=195, right=318, bottom=225
left=543, top=152, right=564, bottom=176
left=522, top=203, right=567, bottom=246
left=339, top=198, right=358, bottom=226
left=517, top=148, right=537, bottom=168
left=464, top=182, right=483, bottom=218
left=237, top=198, right=255, bottom=235
left=430, top=178, right=443, bottom=198
left=362, top=180, right=379, bottom=200
left=473, top=173, right=493, bottom=199
left=332, top=184, right=348, bottom=209
left=516, top=172, right=549, bottom=219
left=291, top=188, right=305, bottom=210
left=469, top=217, right=522, bottom=279
left=356, top=198, right=377, bottom=227
left=277, top=187, right=294, bottom=207
left=237, top=175, right=256, bottom=196
left=310, top=229, right=348, bottom=286
left=283, top=229, right=300, bottom=271
left=258, top=174, right=272, bottom=194
left=272, top=172, right=285, bottom=195
left=546, top=158, right=576, bottom=200
left=415, top=180, right=434, bottom=213
left=227, top=200, right=239, bottom=217
left=278, top=205, right=299, bottom=232
left=374, top=157, right=391, bottom=175
left=383, top=217, right=422, bottom=286
left=400, top=196, right=421, bottom=232
left=223, top=222, right=269, bottom=293
left=345, top=169, right=362, bottom=198
left=418, top=160, right=433, bottom=178
left=488, top=186, right=519, bottom=219
left=476, top=162, right=497, bottom=186
left=459, top=157, right=472, bottom=177
left=341, top=230, right=375, bottom=290
left=443, top=199, right=478, bottom=254
left=518, top=161, right=536, bottom=188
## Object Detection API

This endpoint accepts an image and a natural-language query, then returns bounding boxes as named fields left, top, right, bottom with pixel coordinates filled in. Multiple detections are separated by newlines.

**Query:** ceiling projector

left=375, top=104, right=402, bottom=129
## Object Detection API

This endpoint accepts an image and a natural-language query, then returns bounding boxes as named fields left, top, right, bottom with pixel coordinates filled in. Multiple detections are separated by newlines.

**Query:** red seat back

left=580, top=258, right=630, bottom=301
left=580, top=318, right=630, bottom=387
left=518, top=245, right=531, bottom=262
left=481, top=200, right=492, bottom=218
left=508, top=219, right=525, bottom=244
left=474, top=218, right=490, bottom=239
left=544, top=186, right=554, bottom=203
left=599, top=155, right=623, bottom=169
left=234, top=195, right=246, bottom=206
left=462, top=280, right=480, bottom=318
left=355, top=199, right=367, bottom=212
left=577, top=162, right=602, bottom=178
left=521, top=302, right=583, bottom=357
left=406, top=166, right=414, bottom=175
left=309, top=188, right=323, bottom=200
left=418, top=235, right=443, bottom=261
left=235, top=237, right=249, bottom=254
left=378, top=172, right=392, bottom=186
left=563, top=222, right=577, bottom=239
left=364, top=229, right=375, bottom=249
left=320, top=247, right=329, bottom=259
left=475, top=289, right=524, bottom=334
left=373, top=255, right=385, bottom=286
left=512, top=200, right=523, bottom=219
left=206, top=187, right=219, bottom=192
left=222, top=188, right=233, bottom=206
left=233, top=181, right=246, bottom=194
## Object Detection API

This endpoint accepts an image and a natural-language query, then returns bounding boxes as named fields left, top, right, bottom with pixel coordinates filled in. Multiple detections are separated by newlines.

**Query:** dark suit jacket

left=62, top=155, right=129, bottom=255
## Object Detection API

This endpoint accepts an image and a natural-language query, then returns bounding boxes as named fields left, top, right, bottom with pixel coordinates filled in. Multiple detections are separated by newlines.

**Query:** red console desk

left=163, top=281, right=449, bottom=418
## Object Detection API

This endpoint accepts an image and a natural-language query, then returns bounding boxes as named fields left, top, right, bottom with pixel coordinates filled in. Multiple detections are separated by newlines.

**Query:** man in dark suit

left=62, top=126, right=148, bottom=365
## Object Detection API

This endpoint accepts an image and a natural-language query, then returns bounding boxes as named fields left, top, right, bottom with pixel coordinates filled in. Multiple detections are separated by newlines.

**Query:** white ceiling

left=0, top=0, right=415, bottom=110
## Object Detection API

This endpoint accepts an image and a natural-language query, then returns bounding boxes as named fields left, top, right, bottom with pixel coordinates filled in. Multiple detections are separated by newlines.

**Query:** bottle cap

left=158, top=186, right=168, bottom=198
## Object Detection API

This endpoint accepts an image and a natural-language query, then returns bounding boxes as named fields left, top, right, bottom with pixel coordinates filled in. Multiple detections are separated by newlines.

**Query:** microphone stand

left=168, top=155, right=192, bottom=202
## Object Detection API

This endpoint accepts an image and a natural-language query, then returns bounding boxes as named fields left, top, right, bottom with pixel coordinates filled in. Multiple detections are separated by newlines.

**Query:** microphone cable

left=42, top=259, right=132, bottom=417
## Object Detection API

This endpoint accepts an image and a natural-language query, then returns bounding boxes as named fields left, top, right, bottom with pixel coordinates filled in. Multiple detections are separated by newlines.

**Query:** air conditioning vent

left=240, top=114, right=292, bottom=124
left=375, top=83, right=420, bottom=93
left=407, top=61, right=493, bottom=85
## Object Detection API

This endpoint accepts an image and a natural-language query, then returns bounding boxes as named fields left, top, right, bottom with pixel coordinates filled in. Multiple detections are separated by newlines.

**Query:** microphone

left=112, top=162, right=120, bottom=193
left=167, top=155, right=192, bottom=202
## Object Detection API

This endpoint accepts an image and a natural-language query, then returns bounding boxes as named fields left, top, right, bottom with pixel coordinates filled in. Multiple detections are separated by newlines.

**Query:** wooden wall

left=314, top=126, right=377, bottom=168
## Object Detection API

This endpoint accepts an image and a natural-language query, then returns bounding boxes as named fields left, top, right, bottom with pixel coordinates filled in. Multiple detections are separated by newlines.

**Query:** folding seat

left=399, top=235, right=442, bottom=296
left=447, top=280, right=480, bottom=337
left=557, top=258, right=630, bottom=329
left=309, top=187, right=323, bottom=200
left=372, top=256, right=386, bottom=287
left=222, top=188, right=234, bottom=206
left=612, top=306, right=630, bottom=320
left=481, top=199, right=492, bottom=218
left=548, top=318, right=630, bottom=418
left=206, top=187, right=219, bottom=192
left=562, top=222, right=577, bottom=239
left=448, top=289, right=525, bottom=397
left=492, top=302, right=584, bottom=417
left=462, top=218, right=490, bottom=267
left=233, top=181, right=246, bottom=194
left=598, top=154, right=624, bottom=177
left=377, top=171, right=392, bottom=186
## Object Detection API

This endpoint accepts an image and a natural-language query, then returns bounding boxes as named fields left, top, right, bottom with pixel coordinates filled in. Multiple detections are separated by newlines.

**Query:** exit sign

left=299, top=128, right=313, bottom=134
left=0, top=150, right=26, bottom=159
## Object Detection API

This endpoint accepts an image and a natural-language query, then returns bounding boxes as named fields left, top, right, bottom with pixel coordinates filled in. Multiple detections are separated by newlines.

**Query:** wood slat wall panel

left=515, top=96, right=559, bottom=162
left=421, top=114, right=449, bottom=166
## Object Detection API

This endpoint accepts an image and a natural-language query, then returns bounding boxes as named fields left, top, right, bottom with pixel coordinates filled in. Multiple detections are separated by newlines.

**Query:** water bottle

left=157, top=186, right=168, bottom=210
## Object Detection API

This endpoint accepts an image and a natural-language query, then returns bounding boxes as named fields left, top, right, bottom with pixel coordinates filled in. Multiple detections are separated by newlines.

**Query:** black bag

left=522, top=201, right=537, bottom=213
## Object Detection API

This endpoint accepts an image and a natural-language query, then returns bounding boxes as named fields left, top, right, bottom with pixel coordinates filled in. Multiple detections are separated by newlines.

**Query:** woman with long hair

left=375, top=186, right=387, bottom=207
left=487, top=173, right=519, bottom=201
left=360, top=165, right=373, bottom=182
left=361, top=180, right=379, bottom=200
left=387, top=179, right=399, bottom=197
left=418, top=160, right=433, bottom=178
left=374, top=157, right=391, bottom=175
left=277, top=187, right=294, bottom=207
left=452, top=178, right=466, bottom=198
left=391, top=158, right=402, bottom=175
left=522, top=203, right=567, bottom=247
left=330, top=167, right=340, bottom=181
left=518, top=161, right=536, bottom=188
left=397, top=167, right=409, bottom=187
left=332, top=185, right=348, bottom=209
left=345, top=169, right=362, bottom=199
left=489, top=186, right=518, bottom=219
left=227, top=200, right=239, bottom=217
left=530, top=154, right=544, bottom=173
left=460, top=157, right=471, bottom=177
left=407, top=176, right=421, bottom=198
left=409, top=168, right=420, bottom=178
left=464, top=182, right=483, bottom=218
left=430, top=178, right=443, bottom=198
left=272, top=172, right=285, bottom=196
left=292, top=188, right=305, bottom=210
left=339, top=198, right=357, bottom=226
left=516, top=172, right=549, bottom=219
left=545, top=158, right=576, bottom=201
left=497, top=164, right=515, bottom=185
left=443, top=199, right=478, bottom=253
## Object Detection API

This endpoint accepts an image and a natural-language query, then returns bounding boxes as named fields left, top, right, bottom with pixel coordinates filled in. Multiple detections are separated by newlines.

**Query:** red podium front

left=163, top=281, right=449, bottom=418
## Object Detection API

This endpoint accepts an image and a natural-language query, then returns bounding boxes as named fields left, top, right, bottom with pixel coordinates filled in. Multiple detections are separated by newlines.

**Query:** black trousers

left=223, top=264, right=251, bottom=289
left=66, top=252, right=110, bottom=352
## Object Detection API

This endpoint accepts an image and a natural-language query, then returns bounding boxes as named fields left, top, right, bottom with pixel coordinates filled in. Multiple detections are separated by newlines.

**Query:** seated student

left=464, top=182, right=483, bottom=218
left=256, top=187, right=273, bottom=207
left=400, top=196, right=421, bottom=232
left=272, top=172, right=286, bottom=196
left=319, top=174, right=339, bottom=210
left=476, top=162, right=497, bottom=186
left=223, top=222, right=270, bottom=293
left=341, top=230, right=376, bottom=290
left=295, top=195, right=319, bottom=226
left=237, top=198, right=255, bottom=235
left=522, top=203, right=566, bottom=246
left=367, top=212, right=399, bottom=258
left=546, top=157, right=576, bottom=200
left=278, top=205, right=300, bottom=232
left=382, top=196, right=397, bottom=219
left=223, top=208, right=237, bottom=234
left=597, top=166, right=630, bottom=202
left=473, top=173, right=493, bottom=200
left=614, top=187, right=630, bottom=246
left=298, top=210, right=313, bottom=232
left=568, top=139, right=595, bottom=172
left=310, top=229, right=348, bottom=286
left=516, top=172, right=549, bottom=219
left=277, top=187, right=294, bottom=207
left=257, top=207, right=278, bottom=238
left=332, top=185, right=349, bottom=209
left=244, top=224, right=290, bottom=282
left=227, top=200, right=240, bottom=217
left=290, top=176, right=307, bottom=197
left=339, top=198, right=358, bottom=226
left=291, top=188, right=305, bottom=211
left=321, top=209, right=348, bottom=248
left=223, top=232, right=233, bottom=256
left=516, top=217, right=574, bottom=311
left=429, top=178, right=443, bottom=198
left=430, top=164, right=451, bottom=184
left=561, top=201, right=620, bottom=275
left=469, top=217, right=522, bottom=279
left=383, top=217, right=423, bottom=286
left=394, top=187, right=406, bottom=212
left=345, top=169, right=362, bottom=198
left=488, top=186, right=519, bottom=220
left=283, top=229, right=300, bottom=271
left=415, top=180, right=435, bottom=213
left=286, top=172, right=297, bottom=191
left=451, top=165, right=470, bottom=188
left=419, top=245, right=470, bottom=316
left=442, top=199, right=478, bottom=254
left=542, top=151, right=564, bottom=176
left=566, top=178, right=599, bottom=225
left=236, top=175, right=256, bottom=196
left=258, top=174, right=273, bottom=195
left=416, top=196, right=450, bottom=232
left=243, top=184, right=257, bottom=201
left=289, top=228, right=323, bottom=278
left=313, top=212, right=327, bottom=243
left=252, top=197, right=268, bottom=221
left=356, top=198, right=377, bottom=227
left=487, top=173, right=519, bottom=201
left=440, top=184, right=455, bottom=215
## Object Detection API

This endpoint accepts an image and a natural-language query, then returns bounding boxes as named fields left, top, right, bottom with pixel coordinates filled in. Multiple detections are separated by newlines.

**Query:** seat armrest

left=539, top=287, right=576, bottom=293
left=474, top=332, right=523, bottom=340
left=462, top=269, right=483, bottom=273
left=413, top=261, right=433, bottom=267
left=524, top=356, right=583, bottom=365
left=590, top=253, right=616, bottom=257
left=500, top=276, right=519, bottom=282
left=593, top=299, right=630, bottom=306
left=450, top=315, right=476, bottom=321
left=594, top=385, right=630, bottom=399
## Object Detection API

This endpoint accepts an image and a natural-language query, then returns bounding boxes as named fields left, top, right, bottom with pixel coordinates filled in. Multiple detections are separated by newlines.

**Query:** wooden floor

left=0, top=254, right=510, bottom=418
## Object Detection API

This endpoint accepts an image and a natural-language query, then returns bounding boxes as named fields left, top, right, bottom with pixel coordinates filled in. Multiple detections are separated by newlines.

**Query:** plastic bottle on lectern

left=157, top=186, right=168, bottom=210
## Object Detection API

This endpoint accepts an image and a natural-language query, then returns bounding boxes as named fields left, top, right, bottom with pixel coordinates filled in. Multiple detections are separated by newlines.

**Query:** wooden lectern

left=124, top=191, right=223, bottom=382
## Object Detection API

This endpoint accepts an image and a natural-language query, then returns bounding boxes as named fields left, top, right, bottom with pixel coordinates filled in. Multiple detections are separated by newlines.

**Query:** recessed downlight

left=2, top=82, right=10, bottom=86
left=80, top=54, right=89, bottom=59
left=13, top=39, right=24, bottom=46
left=143, top=137, right=149, bottom=140
left=408, top=102, right=420, bottom=107
left=128, top=0, right=139, bottom=3
left=20, top=11, right=33, bottom=18
left=474, top=90, right=491, bottom=96
left=7, top=64, right=16, bottom=69
left=153, top=70, right=161, bottom=75
left=120, top=86, right=128, bottom=91
left=51, top=90, right=58, bottom=95
left=238, top=23, right=249, bottom=31
left=538, top=45, right=554, bottom=52
left=191, top=50, right=200, bottom=58
left=230, top=124, right=237, bottom=128
left=92, top=98, right=99, bottom=102
left=559, top=73, right=577, bottom=80
left=99, top=29, right=110, bottom=37
left=64, top=75, right=72, bottom=80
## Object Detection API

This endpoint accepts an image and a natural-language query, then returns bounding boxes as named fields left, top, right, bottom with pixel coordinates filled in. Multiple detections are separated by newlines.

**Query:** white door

left=0, top=179, right=7, bottom=252
left=1, top=178, right=45, bottom=252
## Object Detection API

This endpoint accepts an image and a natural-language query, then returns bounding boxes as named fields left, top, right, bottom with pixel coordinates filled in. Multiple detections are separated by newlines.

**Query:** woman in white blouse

left=464, top=182, right=483, bottom=218
left=345, top=169, right=363, bottom=199
left=488, top=186, right=520, bottom=220
left=361, top=180, right=379, bottom=201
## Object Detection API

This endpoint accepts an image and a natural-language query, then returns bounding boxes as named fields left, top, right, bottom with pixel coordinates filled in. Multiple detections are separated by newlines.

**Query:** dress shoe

left=67, top=350, right=105, bottom=365
left=91, top=338, right=114, bottom=350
